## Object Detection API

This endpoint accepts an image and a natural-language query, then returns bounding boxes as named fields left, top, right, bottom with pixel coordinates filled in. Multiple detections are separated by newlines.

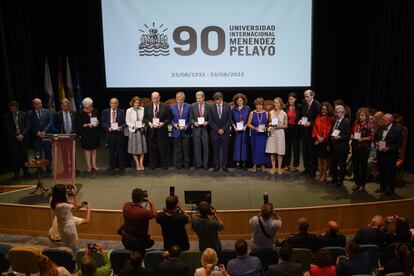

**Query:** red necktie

left=199, top=104, right=203, bottom=117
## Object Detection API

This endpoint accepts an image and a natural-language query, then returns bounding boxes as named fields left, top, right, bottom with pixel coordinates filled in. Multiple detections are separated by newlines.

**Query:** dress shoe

left=119, top=168, right=126, bottom=174
left=184, top=166, right=190, bottom=170
left=300, top=170, right=310, bottom=176
left=222, top=166, right=229, bottom=172
left=327, top=180, right=337, bottom=185
left=162, top=166, right=169, bottom=170
left=175, top=166, right=182, bottom=170
left=375, top=188, right=386, bottom=193
left=193, top=166, right=201, bottom=170
left=336, top=182, right=343, bottom=187
left=292, top=166, right=299, bottom=172
left=235, top=163, right=241, bottom=169
left=213, top=166, right=220, bottom=172
left=204, top=166, right=209, bottom=171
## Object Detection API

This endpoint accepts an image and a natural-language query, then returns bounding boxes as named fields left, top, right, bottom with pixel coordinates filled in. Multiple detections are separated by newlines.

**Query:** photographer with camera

left=50, top=184, right=90, bottom=250
left=156, top=194, right=190, bottom=251
left=79, top=243, right=112, bottom=276
left=120, top=188, right=157, bottom=256
left=191, top=201, right=224, bottom=253
left=249, top=202, right=282, bottom=252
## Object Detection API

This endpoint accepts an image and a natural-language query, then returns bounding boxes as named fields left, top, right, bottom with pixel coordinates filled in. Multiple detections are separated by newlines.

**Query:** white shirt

left=126, top=107, right=144, bottom=132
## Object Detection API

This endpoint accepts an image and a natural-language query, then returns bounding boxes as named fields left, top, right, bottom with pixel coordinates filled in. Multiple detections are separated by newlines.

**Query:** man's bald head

left=383, top=113, right=393, bottom=127
left=32, top=98, right=42, bottom=110
left=326, top=220, right=339, bottom=234
left=369, top=215, right=384, bottom=229
left=151, top=91, right=160, bottom=104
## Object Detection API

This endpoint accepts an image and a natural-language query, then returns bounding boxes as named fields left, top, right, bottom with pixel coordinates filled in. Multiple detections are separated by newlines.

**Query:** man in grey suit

left=190, top=91, right=210, bottom=170
left=208, top=91, right=232, bottom=172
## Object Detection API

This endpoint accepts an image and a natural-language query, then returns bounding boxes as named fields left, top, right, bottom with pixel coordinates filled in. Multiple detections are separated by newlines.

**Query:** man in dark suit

left=328, top=105, right=350, bottom=187
left=190, top=91, right=210, bottom=170
left=156, top=244, right=190, bottom=276
left=315, top=220, right=347, bottom=251
left=300, top=90, right=320, bottom=176
left=54, top=98, right=77, bottom=173
left=101, top=98, right=126, bottom=174
left=353, top=215, right=387, bottom=247
left=143, top=91, right=171, bottom=170
left=208, top=92, right=232, bottom=172
left=3, top=101, right=30, bottom=179
left=265, top=244, right=302, bottom=276
left=374, top=113, right=403, bottom=195
left=336, top=241, right=372, bottom=276
left=283, top=217, right=317, bottom=252
left=170, top=92, right=191, bottom=170
left=27, top=98, right=55, bottom=165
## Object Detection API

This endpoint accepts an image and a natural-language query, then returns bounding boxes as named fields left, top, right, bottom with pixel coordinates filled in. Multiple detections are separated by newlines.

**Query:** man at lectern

left=101, top=98, right=126, bottom=174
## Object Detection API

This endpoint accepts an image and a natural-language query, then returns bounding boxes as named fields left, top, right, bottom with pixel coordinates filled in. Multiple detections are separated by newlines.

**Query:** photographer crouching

left=119, top=188, right=157, bottom=256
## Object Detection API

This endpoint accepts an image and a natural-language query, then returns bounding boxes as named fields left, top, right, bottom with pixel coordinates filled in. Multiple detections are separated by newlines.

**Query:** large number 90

left=173, top=26, right=225, bottom=56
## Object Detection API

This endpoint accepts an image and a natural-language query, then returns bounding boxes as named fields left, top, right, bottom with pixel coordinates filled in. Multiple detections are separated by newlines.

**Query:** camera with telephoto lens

left=143, top=190, right=148, bottom=202
left=263, top=192, right=269, bottom=204
left=87, top=243, right=98, bottom=253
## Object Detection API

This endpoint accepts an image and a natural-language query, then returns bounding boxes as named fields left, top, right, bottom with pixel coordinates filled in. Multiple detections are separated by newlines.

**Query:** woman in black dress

left=78, top=97, right=100, bottom=173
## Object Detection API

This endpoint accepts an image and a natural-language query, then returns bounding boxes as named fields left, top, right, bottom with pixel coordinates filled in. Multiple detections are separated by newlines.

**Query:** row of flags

left=44, top=55, right=84, bottom=112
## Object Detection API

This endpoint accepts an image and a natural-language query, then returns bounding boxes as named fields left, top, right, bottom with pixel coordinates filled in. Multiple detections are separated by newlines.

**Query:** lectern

left=48, top=134, right=76, bottom=186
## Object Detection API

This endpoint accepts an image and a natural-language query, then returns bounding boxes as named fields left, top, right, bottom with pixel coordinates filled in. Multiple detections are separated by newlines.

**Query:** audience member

left=300, top=90, right=320, bottom=177
left=156, top=195, right=190, bottom=251
left=383, top=243, right=414, bottom=275
left=3, top=101, right=30, bottom=179
left=352, top=215, right=387, bottom=247
left=283, top=217, right=317, bottom=252
left=190, top=90, right=210, bottom=170
left=249, top=202, right=282, bottom=252
left=79, top=244, right=111, bottom=276
left=265, top=97, right=288, bottom=175
left=265, top=244, right=302, bottom=276
left=50, top=184, right=81, bottom=250
left=385, top=216, right=413, bottom=245
left=351, top=107, right=374, bottom=192
left=120, top=188, right=157, bottom=255
left=227, top=239, right=263, bottom=276
left=171, top=91, right=191, bottom=169
left=231, top=93, right=250, bottom=169
left=374, top=113, right=402, bottom=195
left=336, top=240, right=371, bottom=276
left=312, top=102, right=334, bottom=182
left=126, top=96, right=147, bottom=171
left=78, top=97, right=100, bottom=174
left=247, top=97, right=269, bottom=173
left=309, top=249, right=336, bottom=276
left=194, top=248, right=230, bottom=276
left=119, top=251, right=154, bottom=276
left=191, top=201, right=224, bottom=253
left=316, top=220, right=346, bottom=250
left=157, top=244, right=190, bottom=276
left=283, top=92, right=302, bottom=172
left=328, top=105, right=350, bottom=187
left=38, top=254, right=71, bottom=276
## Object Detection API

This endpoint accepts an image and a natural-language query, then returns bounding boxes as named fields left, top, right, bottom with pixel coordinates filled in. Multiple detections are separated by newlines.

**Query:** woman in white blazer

left=126, top=96, right=147, bottom=171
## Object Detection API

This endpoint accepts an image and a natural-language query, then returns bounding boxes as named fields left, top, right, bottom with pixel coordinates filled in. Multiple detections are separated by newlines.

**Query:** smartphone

left=170, top=186, right=175, bottom=196
left=263, top=192, right=269, bottom=204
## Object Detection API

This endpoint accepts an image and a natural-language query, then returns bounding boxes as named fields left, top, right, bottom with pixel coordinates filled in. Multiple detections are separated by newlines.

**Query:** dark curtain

left=0, top=0, right=413, bottom=172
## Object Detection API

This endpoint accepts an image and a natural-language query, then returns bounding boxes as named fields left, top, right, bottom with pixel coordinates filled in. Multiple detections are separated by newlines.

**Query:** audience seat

left=289, top=248, right=313, bottom=272
left=218, top=249, right=237, bottom=267
left=359, top=244, right=380, bottom=268
left=76, top=248, right=105, bottom=268
left=322, top=246, right=346, bottom=265
left=8, top=245, right=41, bottom=275
left=0, top=244, right=11, bottom=273
left=385, top=273, right=404, bottom=276
left=250, top=249, right=279, bottom=272
left=179, top=250, right=202, bottom=274
left=143, top=250, right=164, bottom=272
left=42, top=246, right=76, bottom=273
left=110, top=249, right=132, bottom=275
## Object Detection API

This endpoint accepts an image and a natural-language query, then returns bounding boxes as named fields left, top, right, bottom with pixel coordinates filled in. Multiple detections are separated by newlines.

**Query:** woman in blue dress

left=232, top=93, right=251, bottom=169
left=247, top=98, right=269, bottom=172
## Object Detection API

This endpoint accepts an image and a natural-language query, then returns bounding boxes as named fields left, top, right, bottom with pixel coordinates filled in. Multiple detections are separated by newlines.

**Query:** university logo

left=138, top=22, right=169, bottom=56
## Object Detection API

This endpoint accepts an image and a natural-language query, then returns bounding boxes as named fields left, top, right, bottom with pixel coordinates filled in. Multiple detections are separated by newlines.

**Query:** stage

left=1, top=148, right=414, bottom=241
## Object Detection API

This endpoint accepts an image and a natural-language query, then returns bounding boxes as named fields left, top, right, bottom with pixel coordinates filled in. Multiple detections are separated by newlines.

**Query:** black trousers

left=377, top=155, right=397, bottom=191
left=330, top=148, right=348, bottom=183
left=302, top=127, right=317, bottom=172
left=148, top=130, right=168, bottom=168
left=193, top=128, right=209, bottom=167
left=212, top=135, right=229, bottom=166
left=174, top=136, right=190, bottom=168
left=284, top=125, right=300, bottom=167
left=108, top=133, right=125, bottom=170
left=352, top=147, right=370, bottom=187
left=8, top=140, right=29, bottom=175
